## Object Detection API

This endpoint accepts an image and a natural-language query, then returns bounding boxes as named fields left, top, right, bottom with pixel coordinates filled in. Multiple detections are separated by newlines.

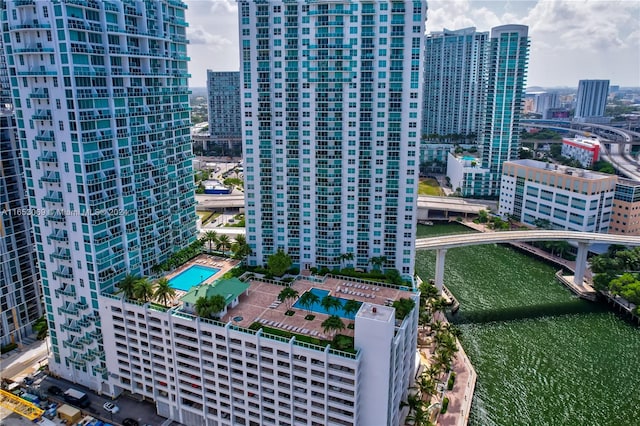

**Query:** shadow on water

left=449, top=300, right=607, bottom=325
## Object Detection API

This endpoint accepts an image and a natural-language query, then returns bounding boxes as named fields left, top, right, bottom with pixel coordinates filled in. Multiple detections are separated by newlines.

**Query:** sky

left=184, top=0, right=640, bottom=88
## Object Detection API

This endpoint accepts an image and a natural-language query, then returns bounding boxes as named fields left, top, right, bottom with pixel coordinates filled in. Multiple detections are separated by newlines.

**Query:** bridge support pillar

left=573, top=242, right=590, bottom=286
left=435, top=248, right=447, bottom=294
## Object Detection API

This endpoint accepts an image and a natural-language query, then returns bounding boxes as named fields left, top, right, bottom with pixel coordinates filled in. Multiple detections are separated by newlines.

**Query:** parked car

left=122, top=419, right=139, bottom=426
left=47, top=385, right=63, bottom=396
left=103, top=402, right=120, bottom=414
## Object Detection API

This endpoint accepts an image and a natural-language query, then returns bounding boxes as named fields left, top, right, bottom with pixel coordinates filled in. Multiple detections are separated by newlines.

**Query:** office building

left=206, top=70, right=242, bottom=156
left=574, top=79, right=609, bottom=122
left=499, top=159, right=616, bottom=232
left=478, top=25, right=529, bottom=197
left=561, top=135, right=600, bottom=168
left=422, top=27, right=487, bottom=138
left=99, top=272, right=419, bottom=426
left=240, top=1, right=427, bottom=278
left=609, top=179, right=640, bottom=236
left=2, top=0, right=196, bottom=391
left=0, top=36, right=42, bottom=344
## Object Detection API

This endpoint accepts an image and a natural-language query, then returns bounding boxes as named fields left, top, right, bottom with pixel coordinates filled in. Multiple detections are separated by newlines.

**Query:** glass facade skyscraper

left=1, top=0, right=196, bottom=391
left=479, top=24, right=529, bottom=197
left=206, top=70, right=241, bottom=148
left=240, top=0, right=427, bottom=278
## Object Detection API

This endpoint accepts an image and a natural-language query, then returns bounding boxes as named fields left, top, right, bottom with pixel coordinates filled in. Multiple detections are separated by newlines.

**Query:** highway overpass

left=416, top=230, right=640, bottom=292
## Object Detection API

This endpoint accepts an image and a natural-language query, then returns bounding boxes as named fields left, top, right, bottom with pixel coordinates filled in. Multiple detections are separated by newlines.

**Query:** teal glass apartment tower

left=1, top=34, right=42, bottom=346
left=239, top=1, right=427, bottom=278
left=479, top=25, right=529, bottom=197
left=574, top=79, right=609, bottom=122
left=422, top=27, right=488, bottom=139
left=1, top=0, right=195, bottom=391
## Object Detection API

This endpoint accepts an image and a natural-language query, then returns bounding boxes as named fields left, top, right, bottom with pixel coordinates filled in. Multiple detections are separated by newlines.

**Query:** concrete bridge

left=415, top=231, right=640, bottom=293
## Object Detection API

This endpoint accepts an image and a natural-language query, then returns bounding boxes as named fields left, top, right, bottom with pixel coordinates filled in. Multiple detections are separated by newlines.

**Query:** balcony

left=66, top=356, right=86, bottom=366
left=48, top=232, right=68, bottom=243
left=35, top=132, right=54, bottom=142
left=61, top=323, right=81, bottom=333
left=53, top=269, right=74, bottom=280
left=55, top=286, right=75, bottom=298
left=43, top=193, right=63, bottom=203
left=58, top=304, right=79, bottom=316
left=18, top=67, right=57, bottom=76
left=32, top=110, right=52, bottom=120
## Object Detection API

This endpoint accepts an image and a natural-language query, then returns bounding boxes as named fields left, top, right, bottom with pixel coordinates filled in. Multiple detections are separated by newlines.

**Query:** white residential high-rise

left=240, top=0, right=427, bottom=278
left=478, top=25, right=529, bottom=197
left=574, top=79, right=609, bottom=122
left=422, top=27, right=488, bottom=138
left=1, top=0, right=196, bottom=391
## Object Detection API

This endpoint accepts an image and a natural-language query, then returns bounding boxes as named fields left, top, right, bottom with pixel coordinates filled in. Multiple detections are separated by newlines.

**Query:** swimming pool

left=169, top=265, right=219, bottom=291
left=292, top=288, right=362, bottom=320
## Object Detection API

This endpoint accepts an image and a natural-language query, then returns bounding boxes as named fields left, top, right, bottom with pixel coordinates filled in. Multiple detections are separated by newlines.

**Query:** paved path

left=436, top=339, right=477, bottom=426
left=0, top=339, right=48, bottom=382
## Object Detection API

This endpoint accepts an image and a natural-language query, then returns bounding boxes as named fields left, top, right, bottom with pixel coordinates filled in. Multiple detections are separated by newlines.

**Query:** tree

left=216, top=234, right=232, bottom=253
left=267, top=249, right=292, bottom=277
left=321, top=315, right=345, bottom=337
left=203, top=230, right=218, bottom=252
left=278, top=287, right=299, bottom=311
left=298, top=291, right=320, bottom=313
left=117, top=274, right=140, bottom=299
left=593, top=160, right=616, bottom=174
left=342, top=299, right=361, bottom=318
left=321, top=295, right=342, bottom=315
left=195, top=296, right=214, bottom=319
left=369, top=255, right=387, bottom=271
left=133, top=278, right=155, bottom=302
left=153, top=277, right=176, bottom=306
left=392, top=298, right=416, bottom=320
left=231, top=234, right=252, bottom=260
left=209, top=294, right=227, bottom=319
left=477, top=209, right=489, bottom=223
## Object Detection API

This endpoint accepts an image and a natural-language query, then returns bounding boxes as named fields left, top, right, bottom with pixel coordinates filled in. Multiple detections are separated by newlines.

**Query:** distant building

left=422, top=27, right=488, bottom=138
left=561, top=136, right=600, bottom=168
left=534, top=92, right=559, bottom=118
left=499, top=159, right=616, bottom=232
left=609, top=179, right=640, bottom=236
left=206, top=71, right=242, bottom=156
left=574, top=79, right=609, bottom=123
left=545, top=107, right=571, bottom=120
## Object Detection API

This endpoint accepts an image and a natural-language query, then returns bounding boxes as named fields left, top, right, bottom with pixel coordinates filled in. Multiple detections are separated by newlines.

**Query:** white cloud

left=187, top=26, right=232, bottom=47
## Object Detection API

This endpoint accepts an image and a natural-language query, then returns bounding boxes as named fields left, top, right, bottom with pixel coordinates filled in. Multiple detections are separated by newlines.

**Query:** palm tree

left=369, top=256, right=387, bottom=271
left=117, top=274, right=140, bottom=299
left=321, top=295, right=341, bottom=315
left=208, top=294, right=227, bottom=319
left=203, top=230, right=218, bottom=252
left=298, top=291, right=320, bottom=314
left=231, top=234, right=252, bottom=260
left=321, top=315, right=345, bottom=337
left=278, top=287, right=299, bottom=311
left=417, top=374, right=437, bottom=399
left=343, top=252, right=354, bottom=268
left=342, top=299, right=361, bottom=318
left=133, top=278, right=155, bottom=302
left=195, top=296, right=214, bottom=319
left=153, top=277, right=176, bottom=306
left=216, top=234, right=232, bottom=254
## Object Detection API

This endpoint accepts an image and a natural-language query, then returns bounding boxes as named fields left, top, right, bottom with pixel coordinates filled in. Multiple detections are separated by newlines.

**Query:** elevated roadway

left=416, top=230, right=640, bottom=293
left=197, top=194, right=497, bottom=219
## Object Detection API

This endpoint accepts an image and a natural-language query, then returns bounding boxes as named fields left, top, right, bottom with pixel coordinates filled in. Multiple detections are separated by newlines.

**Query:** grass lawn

left=418, top=178, right=444, bottom=196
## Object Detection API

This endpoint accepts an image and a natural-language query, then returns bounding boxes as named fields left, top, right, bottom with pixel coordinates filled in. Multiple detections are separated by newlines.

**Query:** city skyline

left=185, top=0, right=640, bottom=88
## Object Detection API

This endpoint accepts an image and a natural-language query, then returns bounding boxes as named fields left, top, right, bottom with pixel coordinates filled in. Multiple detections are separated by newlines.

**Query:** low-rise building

left=561, top=135, right=600, bottom=168
left=446, top=152, right=490, bottom=197
left=499, top=159, right=616, bottom=232
left=99, top=273, right=418, bottom=426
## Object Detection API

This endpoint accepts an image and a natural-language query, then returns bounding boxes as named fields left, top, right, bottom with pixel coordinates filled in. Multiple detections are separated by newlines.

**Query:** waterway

left=415, top=223, right=640, bottom=426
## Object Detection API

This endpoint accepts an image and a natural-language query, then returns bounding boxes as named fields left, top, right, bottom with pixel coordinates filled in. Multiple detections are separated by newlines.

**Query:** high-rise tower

left=240, top=0, right=427, bottom=278
left=206, top=70, right=241, bottom=155
left=479, top=24, right=529, bottom=197
left=574, top=79, right=609, bottom=122
left=1, top=0, right=195, bottom=391
left=0, top=35, right=42, bottom=347
left=422, top=27, right=488, bottom=138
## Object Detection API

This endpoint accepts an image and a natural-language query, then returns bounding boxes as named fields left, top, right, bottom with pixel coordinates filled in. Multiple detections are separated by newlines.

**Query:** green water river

left=415, top=223, right=640, bottom=426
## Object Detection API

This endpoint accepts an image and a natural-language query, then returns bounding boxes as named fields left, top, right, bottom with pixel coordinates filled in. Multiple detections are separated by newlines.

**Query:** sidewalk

left=436, top=339, right=477, bottom=426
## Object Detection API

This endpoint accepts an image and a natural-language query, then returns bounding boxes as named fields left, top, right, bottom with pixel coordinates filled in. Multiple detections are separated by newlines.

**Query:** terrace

left=163, top=254, right=240, bottom=302
left=219, top=274, right=415, bottom=340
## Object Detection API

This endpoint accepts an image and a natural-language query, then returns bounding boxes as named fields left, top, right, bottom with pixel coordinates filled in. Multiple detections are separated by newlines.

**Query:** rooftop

left=181, top=277, right=249, bottom=305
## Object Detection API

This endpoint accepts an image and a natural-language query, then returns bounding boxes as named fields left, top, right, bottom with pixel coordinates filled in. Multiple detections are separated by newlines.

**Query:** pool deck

left=164, top=254, right=240, bottom=304
left=222, top=276, right=415, bottom=340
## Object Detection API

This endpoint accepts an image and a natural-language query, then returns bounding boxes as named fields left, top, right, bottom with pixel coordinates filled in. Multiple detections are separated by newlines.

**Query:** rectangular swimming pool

left=169, top=265, right=219, bottom=291
left=292, top=288, right=361, bottom=320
